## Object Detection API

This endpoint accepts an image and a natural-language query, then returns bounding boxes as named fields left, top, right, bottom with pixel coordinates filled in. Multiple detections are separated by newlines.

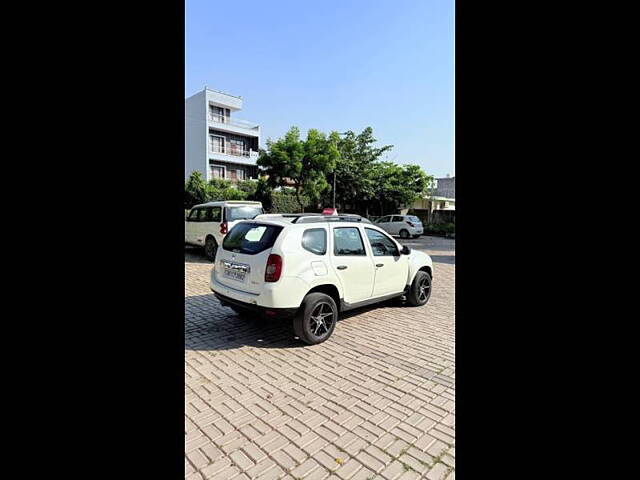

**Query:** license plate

left=223, top=268, right=246, bottom=282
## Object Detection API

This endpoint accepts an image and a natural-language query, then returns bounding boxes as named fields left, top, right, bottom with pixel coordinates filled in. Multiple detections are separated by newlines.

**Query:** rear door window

left=222, top=222, right=283, bottom=255
left=302, top=228, right=327, bottom=255
left=333, top=227, right=366, bottom=256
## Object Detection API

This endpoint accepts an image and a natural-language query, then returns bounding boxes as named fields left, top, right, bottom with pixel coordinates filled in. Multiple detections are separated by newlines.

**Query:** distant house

left=407, top=176, right=455, bottom=223
left=185, top=87, right=261, bottom=182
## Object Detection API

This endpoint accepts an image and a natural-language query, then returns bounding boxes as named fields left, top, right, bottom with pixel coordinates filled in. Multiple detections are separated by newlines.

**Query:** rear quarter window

left=222, top=222, right=283, bottom=255
left=302, top=228, right=327, bottom=255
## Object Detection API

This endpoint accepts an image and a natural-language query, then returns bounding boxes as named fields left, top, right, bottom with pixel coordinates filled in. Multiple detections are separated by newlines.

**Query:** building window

left=210, top=105, right=225, bottom=123
left=228, top=168, right=245, bottom=181
left=228, top=139, right=245, bottom=156
left=210, top=135, right=225, bottom=154
left=210, top=165, right=225, bottom=179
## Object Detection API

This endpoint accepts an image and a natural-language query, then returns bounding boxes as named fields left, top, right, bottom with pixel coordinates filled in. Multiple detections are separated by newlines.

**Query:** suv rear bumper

left=213, top=291, right=299, bottom=319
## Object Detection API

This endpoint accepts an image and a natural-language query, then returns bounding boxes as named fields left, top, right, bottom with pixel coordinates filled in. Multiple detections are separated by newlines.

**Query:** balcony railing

left=209, top=114, right=259, bottom=130
left=210, top=144, right=259, bottom=159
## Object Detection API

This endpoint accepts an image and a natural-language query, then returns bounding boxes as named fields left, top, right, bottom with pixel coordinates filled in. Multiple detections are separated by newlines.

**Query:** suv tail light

left=265, top=254, right=282, bottom=282
left=406, top=221, right=415, bottom=227
left=220, top=222, right=228, bottom=234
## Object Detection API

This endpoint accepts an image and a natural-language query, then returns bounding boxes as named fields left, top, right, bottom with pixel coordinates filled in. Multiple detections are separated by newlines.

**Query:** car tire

left=293, top=293, right=338, bottom=345
left=400, top=229, right=410, bottom=239
left=406, top=271, right=432, bottom=306
left=204, top=236, right=218, bottom=262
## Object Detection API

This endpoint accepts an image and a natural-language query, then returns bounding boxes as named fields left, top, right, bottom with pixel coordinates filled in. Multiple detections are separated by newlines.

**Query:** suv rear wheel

left=399, top=229, right=410, bottom=239
left=204, top=236, right=218, bottom=261
left=293, top=293, right=337, bottom=345
left=406, top=271, right=432, bottom=306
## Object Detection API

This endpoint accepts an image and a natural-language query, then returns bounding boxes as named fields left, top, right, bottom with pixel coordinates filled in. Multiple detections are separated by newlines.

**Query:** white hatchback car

left=375, top=215, right=424, bottom=239
left=210, top=214, right=433, bottom=344
left=185, top=201, right=264, bottom=260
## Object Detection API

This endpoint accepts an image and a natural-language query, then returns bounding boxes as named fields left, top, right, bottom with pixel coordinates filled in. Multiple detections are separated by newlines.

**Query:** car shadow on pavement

left=185, top=247, right=214, bottom=264
left=184, top=293, right=403, bottom=352
left=430, top=255, right=455, bottom=265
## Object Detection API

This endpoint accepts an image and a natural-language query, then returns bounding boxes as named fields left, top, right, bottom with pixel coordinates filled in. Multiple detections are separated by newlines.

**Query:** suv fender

left=406, top=250, right=434, bottom=286
left=294, top=275, right=345, bottom=310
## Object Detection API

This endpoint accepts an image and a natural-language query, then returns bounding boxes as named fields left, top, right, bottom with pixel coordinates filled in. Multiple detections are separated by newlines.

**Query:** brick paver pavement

left=185, top=236, right=455, bottom=480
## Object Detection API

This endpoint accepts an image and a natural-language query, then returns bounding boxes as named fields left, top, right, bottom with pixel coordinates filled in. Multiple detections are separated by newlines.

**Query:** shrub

left=425, top=222, right=455, bottom=236
left=270, top=193, right=310, bottom=213
left=184, top=171, right=208, bottom=209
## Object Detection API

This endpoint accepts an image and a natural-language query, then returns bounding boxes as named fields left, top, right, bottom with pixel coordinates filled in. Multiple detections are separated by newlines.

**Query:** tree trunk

left=295, top=185, right=304, bottom=213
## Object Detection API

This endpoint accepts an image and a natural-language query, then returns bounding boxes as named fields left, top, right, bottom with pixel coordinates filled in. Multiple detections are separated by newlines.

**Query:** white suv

left=210, top=214, right=433, bottom=345
left=185, top=201, right=264, bottom=260
left=375, top=215, right=424, bottom=239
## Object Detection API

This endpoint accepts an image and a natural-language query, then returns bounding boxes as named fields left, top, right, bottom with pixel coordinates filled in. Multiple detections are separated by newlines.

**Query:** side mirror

left=401, top=245, right=411, bottom=255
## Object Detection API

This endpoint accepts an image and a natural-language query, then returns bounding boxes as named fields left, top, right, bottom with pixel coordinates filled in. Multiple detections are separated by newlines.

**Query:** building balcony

left=209, top=145, right=259, bottom=166
left=208, top=114, right=260, bottom=136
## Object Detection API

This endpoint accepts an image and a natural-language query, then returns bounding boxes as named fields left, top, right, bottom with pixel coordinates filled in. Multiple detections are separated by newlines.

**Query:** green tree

left=325, top=127, right=393, bottom=213
left=370, top=162, right=432, bottom=215
left=184, top=171, right=208, bottom=209
left=258, top=127, right=339, bottom=211
left=235, top=179, right=258, bottom=197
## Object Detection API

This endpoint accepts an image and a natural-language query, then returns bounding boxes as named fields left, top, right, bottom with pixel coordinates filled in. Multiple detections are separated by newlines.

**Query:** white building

left=407, top=176, right=455, bottom=222
left=185, top=87, right=261, bottom=182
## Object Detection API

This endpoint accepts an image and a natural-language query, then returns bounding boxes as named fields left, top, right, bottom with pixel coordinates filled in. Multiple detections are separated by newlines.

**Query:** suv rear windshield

left=222, top=222, right=283, bottom=255
left=225, top=206, right=263, bottom=222
left=407, top=215, right=422, bottom=223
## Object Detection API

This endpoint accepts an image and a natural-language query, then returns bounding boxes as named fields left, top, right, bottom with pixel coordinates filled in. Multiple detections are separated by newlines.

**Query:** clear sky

left=186, top=0, right=454, bottom=178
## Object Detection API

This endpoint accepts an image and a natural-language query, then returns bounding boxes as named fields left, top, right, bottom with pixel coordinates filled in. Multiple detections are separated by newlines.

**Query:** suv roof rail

left=293, top=214, right=372, bottom=224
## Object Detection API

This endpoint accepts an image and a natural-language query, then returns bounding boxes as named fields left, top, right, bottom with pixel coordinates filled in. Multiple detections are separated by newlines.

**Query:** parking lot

left=185, top=235, right=455, bottom=480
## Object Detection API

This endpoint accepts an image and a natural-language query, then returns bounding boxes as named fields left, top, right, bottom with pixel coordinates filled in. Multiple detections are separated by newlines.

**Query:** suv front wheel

left=293, top=293, right=338, bottom=345
left=406, top=271, right=432, bottom=306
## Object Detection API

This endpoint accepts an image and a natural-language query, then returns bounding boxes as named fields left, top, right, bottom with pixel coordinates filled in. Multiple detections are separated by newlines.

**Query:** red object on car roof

left=322, top=208, right=338, bottom=215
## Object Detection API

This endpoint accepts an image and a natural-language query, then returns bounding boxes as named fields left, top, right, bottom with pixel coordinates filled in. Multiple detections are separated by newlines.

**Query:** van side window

left=188, top=208, right=201, bottom=222
left=302, top=228, right=327, bottom=255
left=204, top=207, right=221, bottom=222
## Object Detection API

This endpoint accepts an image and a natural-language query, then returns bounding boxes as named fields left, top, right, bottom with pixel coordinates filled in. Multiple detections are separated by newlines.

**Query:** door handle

left=376, top=263, right=384, bottom=267
left=337, top=265, right=348, bottom=270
